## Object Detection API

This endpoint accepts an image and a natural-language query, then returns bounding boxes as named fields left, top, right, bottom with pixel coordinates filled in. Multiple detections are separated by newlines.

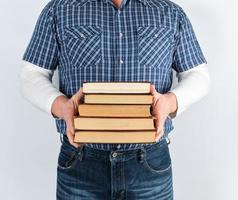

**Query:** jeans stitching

left=140, top=143, right=172, bottom=175
left=57, top=145, right=84, bottom=171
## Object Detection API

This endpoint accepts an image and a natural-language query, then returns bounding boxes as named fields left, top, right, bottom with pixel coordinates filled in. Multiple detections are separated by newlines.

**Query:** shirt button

left=117, top=144, right=121, bottom=149
left=112, top=152, right=117, bottom=157
left=119, top=32, right=123, bottom=37
left=120, top=59, right=124, bottom=64
left=79, top=33, right=85, bottom=38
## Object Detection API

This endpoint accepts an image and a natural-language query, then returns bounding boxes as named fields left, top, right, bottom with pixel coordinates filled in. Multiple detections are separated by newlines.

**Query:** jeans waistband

left=62, top=134, right=170, bottom=161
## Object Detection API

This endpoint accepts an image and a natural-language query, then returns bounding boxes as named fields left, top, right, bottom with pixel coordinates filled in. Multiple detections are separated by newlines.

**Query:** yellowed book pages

left=83, top=82, right=151, bottom=94
left=78, top=104, right=152, bottom=117
left=73, top=117, right=156, bottom=130
left=74, top=130, right=156, bottom=143
left=84, top=94, right=153, bottom=104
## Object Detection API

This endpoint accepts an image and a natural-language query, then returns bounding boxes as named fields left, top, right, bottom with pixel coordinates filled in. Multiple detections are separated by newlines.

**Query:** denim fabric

left=22, top=0, right=207, bottom=150
left=57, top=135, right=173, bottom=199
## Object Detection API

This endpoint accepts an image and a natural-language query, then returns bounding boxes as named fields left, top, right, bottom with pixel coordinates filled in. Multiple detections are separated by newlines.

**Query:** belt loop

left=77, top=144, right=85, bottom=161
left=137, top=146, right=146, bottom=163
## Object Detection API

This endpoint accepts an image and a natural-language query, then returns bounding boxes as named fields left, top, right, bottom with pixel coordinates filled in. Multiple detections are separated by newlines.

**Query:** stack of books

left=73, top=82, right=157, bottom=144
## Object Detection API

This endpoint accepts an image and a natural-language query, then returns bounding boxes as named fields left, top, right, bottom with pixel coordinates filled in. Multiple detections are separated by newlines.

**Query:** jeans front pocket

left=137, top=25, right=173, bottom=69
left=63, top=25, right=102, bottom=69
left=57, top=137, right=83, bottom=171
left=142, top=140, right=172, bottom=175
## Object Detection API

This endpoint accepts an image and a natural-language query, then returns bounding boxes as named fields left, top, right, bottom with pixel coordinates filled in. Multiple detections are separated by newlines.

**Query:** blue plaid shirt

left=22, top=0, right=207, bottom=150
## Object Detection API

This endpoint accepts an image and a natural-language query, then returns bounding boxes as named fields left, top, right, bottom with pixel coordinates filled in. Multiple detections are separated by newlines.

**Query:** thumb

left=150, top=84, right=157, bottom=95
left=150, top=85, right=160, bottom=106
left=77, top=87, right=83, bottom=96
left=75, top=87, right=84, bottom=103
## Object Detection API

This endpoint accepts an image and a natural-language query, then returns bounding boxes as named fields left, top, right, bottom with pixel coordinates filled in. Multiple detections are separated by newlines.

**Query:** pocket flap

left=137, top=26, right=172, bottom=40
left=64, top=25, right=101, bottom=39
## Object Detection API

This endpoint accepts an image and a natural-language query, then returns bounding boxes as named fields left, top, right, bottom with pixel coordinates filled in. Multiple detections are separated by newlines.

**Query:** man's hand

left=51, top=87, right=84, bottom=148
left=150, top=85, right=178, bottom=142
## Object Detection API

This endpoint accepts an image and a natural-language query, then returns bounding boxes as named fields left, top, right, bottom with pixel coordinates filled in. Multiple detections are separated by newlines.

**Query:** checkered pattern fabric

left=22, top=0, right=207, bottom=150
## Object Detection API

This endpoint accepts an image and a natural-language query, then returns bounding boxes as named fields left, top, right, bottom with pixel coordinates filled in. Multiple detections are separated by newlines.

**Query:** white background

left=0, top=0, right=237, bottom=199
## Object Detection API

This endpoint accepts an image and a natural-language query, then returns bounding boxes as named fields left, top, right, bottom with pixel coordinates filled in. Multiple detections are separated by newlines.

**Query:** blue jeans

left=57, top=135, right=173, bottom=200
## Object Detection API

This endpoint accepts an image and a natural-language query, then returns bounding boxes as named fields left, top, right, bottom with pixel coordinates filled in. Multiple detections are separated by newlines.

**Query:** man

left=19, top=0, right=210, bottom=199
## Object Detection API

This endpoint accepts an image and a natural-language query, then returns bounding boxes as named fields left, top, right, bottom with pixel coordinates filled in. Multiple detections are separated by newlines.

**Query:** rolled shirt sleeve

left=22, top=0, right=59, bottom=70
left=172, top=6, right=207, bottom=72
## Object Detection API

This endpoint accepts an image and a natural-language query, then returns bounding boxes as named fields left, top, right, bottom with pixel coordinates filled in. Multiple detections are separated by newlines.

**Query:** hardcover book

left=82, top=82, right=151, bottom=94
left=74, top=130, right=156, bottom=143
left=73, top=117, right=156, bottom=130
left=78, top=104, right=152, bottom=117
left=84, top=94, right=153, bottom=104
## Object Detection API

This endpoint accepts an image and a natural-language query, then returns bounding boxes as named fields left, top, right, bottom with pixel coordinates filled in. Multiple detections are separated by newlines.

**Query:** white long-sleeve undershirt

left=169, top=63, right=210, bottom=116
left=18, top=61, right=66, bottom=116
left=18, top=60, right=210, bottom=118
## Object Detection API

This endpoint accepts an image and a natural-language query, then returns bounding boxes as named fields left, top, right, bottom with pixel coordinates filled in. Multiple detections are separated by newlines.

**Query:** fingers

left=151, top=85, right=166, bottom=142
left=71, top=87, right=84, bottom=115
left=66, top=117, right=80, bottom=148
left=152, top=95, right=160, bottom=116
left=152, top=102, right=158, bottom=116
left=67, top=131, right=80, bottom=148
left=154, top=115, right=165, bottom=142
left=153, top=93, right=161, bottom=107
left=155, top=125, right=164, bottom=142
left=67, top=87, right=84, bottom=148
left=67, top=129, right=80, bottom=148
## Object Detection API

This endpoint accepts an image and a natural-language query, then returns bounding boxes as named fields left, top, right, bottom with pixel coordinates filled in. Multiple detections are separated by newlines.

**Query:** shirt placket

left=113, top=1, right=125, bottom=82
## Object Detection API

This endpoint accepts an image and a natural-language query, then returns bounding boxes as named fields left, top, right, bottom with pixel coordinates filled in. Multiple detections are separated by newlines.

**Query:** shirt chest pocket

left=137, top=26, right=174, bottom=69
left=63, top=25, right=102, bottom=68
